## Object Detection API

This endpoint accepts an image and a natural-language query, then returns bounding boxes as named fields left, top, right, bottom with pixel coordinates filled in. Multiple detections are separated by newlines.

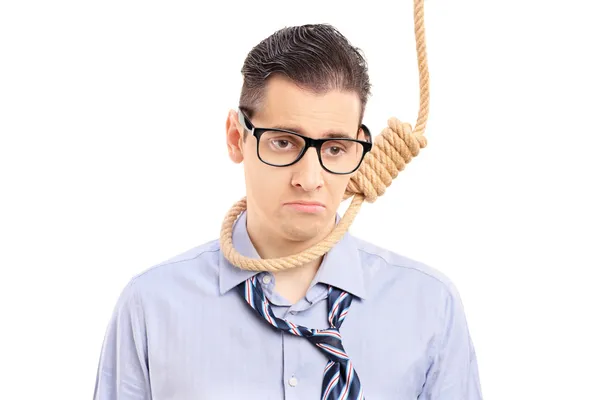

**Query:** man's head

left=225, top=24, right=372, bottom=249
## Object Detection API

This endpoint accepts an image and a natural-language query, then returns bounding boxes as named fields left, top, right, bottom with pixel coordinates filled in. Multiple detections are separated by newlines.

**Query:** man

left=93, top=24, right=483, bottom=399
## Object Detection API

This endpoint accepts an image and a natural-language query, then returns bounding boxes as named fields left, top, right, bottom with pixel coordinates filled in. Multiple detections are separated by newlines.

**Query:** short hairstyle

left=238, top=23, right=372, bottom=127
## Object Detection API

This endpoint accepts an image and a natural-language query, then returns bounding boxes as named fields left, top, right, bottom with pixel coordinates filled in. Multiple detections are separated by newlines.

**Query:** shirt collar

left=218, top=211, right=367, bottom=300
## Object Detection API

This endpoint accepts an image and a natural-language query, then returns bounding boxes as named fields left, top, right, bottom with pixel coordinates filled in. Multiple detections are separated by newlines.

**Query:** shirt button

left=288, top=376, right=298, bottom=387
left=262, top=275, right=272, bottom=284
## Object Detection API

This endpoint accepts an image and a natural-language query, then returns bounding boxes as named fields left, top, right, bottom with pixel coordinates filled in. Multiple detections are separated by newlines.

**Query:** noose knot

left=345, top=117, right=428, bottom=203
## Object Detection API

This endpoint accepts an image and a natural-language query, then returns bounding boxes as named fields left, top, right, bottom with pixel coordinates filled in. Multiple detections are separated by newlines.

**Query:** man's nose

left=290, top=148, right=324, bottom=191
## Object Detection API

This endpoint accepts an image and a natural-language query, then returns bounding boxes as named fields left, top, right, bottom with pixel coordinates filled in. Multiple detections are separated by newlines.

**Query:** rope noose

left=220, top=0, right=430, bottom=272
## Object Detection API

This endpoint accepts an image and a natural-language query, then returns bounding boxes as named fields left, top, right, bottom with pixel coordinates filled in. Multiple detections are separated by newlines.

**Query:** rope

left=219, top=0, right=430, bottom=272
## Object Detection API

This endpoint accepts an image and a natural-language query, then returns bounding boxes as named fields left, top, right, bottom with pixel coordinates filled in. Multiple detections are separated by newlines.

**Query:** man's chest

left=143, top=292, right=435, bottom=399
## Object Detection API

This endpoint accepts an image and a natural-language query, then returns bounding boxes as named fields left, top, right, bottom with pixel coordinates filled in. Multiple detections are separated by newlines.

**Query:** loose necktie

left=238, top=275, right=365, bottom=400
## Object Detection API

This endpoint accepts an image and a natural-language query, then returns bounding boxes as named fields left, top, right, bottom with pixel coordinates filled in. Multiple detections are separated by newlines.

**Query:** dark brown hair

left=238, top=23, right=372, bottom=124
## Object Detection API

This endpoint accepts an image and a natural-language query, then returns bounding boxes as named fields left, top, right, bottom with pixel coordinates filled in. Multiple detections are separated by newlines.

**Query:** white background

left=1, top=0, right=599, bottom=398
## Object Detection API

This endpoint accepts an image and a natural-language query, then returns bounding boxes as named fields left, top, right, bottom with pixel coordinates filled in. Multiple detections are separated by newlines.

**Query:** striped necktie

left=238, top=275, right=365, bottom=400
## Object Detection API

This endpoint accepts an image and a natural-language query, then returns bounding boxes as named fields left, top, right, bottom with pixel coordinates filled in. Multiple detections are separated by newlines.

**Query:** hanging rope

left=219, top=0, right=430, bottom=272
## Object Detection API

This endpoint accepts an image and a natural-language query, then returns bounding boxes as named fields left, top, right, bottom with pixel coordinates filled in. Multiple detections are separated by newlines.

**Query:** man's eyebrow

left=270, top=124, right=355, bottom=139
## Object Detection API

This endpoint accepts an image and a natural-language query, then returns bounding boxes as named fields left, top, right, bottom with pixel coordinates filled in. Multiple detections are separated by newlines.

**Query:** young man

left=93, top=24, right=483, bottom=399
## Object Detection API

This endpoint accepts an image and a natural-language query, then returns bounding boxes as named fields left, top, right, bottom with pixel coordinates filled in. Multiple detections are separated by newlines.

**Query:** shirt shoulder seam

left=130, top=243, right=221, bottom=283
left=356, top=246, right=453, bottom=294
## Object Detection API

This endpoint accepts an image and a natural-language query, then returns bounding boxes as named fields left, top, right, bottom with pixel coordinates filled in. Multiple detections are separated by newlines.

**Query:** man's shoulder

left=148, top=239, right=221, bottom=269
left=351, top=234, right=459, bottom=296
left=125, top=239, right=222, bottom=293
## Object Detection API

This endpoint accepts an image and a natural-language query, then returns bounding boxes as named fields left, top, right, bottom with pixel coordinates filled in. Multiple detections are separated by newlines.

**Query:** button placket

left=282, top=331, right=301, bottom=399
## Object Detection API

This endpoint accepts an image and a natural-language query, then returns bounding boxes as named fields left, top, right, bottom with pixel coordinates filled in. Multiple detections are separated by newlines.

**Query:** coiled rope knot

left=345, top=117, right=427, bottom=203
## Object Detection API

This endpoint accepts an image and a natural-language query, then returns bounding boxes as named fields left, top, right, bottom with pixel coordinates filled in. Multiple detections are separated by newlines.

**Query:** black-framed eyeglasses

left=238, top=109, right=373, bottom=175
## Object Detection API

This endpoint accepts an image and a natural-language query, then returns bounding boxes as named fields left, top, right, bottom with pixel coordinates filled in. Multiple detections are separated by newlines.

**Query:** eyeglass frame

left=237, top=108, right=373, bottom=175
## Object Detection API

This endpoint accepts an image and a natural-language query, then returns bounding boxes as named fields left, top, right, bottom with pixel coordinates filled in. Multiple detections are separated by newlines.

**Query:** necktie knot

left=306, top=327, right=350, bottom=364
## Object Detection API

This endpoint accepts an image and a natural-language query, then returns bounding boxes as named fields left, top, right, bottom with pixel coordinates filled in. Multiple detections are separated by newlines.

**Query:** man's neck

left=244, top=212, right=333, bottom=304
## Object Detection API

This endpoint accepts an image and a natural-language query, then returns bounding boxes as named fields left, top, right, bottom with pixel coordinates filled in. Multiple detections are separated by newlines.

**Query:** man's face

left=226, top=75, right=366, bottom=244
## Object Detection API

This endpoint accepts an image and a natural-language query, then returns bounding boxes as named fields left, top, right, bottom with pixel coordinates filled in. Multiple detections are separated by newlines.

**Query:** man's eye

left=273, top=140, right=291, bottom=148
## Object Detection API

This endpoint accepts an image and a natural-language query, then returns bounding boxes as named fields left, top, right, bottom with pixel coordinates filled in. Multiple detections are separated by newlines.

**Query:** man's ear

left=225, top=109, right=244, bottom=164
left=358, top=125, right=371, bottom=142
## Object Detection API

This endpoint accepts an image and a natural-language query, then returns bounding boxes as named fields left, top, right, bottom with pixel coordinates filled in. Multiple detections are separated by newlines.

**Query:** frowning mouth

left=283, top=201, right=326, bottom=213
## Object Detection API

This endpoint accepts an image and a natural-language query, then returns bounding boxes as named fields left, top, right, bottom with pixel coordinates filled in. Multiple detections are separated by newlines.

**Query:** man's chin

left=279, top=215, right=333, bottom=243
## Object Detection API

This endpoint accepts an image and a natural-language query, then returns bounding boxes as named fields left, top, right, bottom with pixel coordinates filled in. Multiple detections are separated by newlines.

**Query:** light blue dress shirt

left=93, top=211, right=483, bottom=399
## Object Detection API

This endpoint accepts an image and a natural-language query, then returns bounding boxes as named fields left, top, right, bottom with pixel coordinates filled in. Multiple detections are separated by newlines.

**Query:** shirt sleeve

left=93, top=279, right=151, bottom=400
left=418, top=281, right=483, bottom=399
